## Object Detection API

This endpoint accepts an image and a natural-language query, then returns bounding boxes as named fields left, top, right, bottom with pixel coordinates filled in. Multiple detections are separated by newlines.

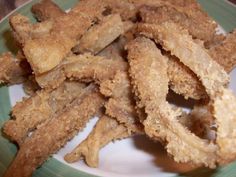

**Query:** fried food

left=139, top=5, right=220, bottom=46
left=36, top=53, right=128, bottom=89
left=127, top=37, right=217, bottom=168
left=0, top=53, right=29, bottom=84
left=167, top=53, right=207, bottom=99
left=3, top=85, right=105, bottom=177
left=9, top=14, right=53, bottom=46
left=23, top=0, right=107, bottom=74
left=100, top=71, right=143, bottom=133
left=214, top=88, right=236, bottom=164
left=73, top=14, right=124, bottom=54
left=31, top=0, right=65, bottom=22
left=209, top=29, right=236, bottom=73
left=64, top=115, right=129, bottom=167
left=137, top=22, right=229, bottom=97
left=3, top=81, right=86, bottom=145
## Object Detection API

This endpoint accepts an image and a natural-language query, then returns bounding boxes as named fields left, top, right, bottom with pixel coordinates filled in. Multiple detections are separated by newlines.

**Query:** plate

left=1, top=0, right=236, bottom=177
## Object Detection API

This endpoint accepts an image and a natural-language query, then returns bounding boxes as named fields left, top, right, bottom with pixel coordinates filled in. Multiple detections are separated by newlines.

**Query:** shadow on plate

left=132, top=134, right=217, bottom=177
left=2, top=29, right=18, bottom=54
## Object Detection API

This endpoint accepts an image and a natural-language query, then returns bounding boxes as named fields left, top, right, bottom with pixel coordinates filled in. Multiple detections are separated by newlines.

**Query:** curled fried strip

left=64, top=115, right=129, bottom=167
left=74, top=14, right=124, bottom=54
left=214, top=89, right=236, bottom=164
left=36, top=54, right=128, bottom=89
left=137, top=22, right=229, bottom=97
left=3, top=81, right=86, bottom=145
left=4, top=85, right=105, bottom=177
left=31, top=0, right=65, bottom=22
left=127, top=37, right=217, bottom=168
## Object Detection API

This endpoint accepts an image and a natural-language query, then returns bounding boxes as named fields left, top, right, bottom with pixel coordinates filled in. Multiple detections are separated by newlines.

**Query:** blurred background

left=0, top=0, right=27, bottom=19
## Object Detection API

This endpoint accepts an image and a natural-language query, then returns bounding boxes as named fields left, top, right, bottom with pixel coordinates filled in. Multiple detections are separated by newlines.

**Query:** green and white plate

left=1, top=0, right=236, bottom=177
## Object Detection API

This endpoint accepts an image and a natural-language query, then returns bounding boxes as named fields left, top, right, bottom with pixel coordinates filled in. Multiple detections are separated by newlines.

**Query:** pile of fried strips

left=1, top=0, right=236, bottom=177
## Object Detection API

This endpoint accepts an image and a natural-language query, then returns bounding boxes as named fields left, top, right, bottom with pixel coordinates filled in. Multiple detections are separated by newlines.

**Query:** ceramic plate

left=1, top=0, right=236, bottom=177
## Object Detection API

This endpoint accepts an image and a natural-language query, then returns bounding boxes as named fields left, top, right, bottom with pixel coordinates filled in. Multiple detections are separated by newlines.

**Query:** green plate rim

left=0, top=0, right=236, bottom=177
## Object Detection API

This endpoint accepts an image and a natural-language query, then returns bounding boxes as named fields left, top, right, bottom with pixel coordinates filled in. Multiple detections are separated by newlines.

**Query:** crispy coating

left=3, top=86, right=105, bottom=177
left=127, top=37, right=217, bottom=168
left=214, top=88, right=236, bottom=164
left=3, top=81, right=86, bottom=145
left=167, top=54, right=207, bottom=99
left=209, top=30, right=236, bottom=73
left=31, top=0, right=65, bottom=22
left=100, top=71, right=143, bottom=133
left=23, top=0, right=107, bottom=74
left=64, top=115, right=129, bottom=167
left=9, top=14, right=53, bottom=46
left=139, top=5, right=218, bottom=46
left=35, top=53, right=127, bottom=89
left=74, top=14, right=124, bottom=54
left=0, top=52, right=28, bottom=84
left=137, top=22, right=229, bottom=97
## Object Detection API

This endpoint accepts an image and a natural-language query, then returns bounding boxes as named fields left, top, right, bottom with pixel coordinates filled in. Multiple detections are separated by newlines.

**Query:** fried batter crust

left=74, top=14, right=124, bottom=54
left=3, top=81, right=86, bottom=145
left=209, top=30, right=236, bottom=73
left=137, top=22, right=229, bottom=97
left=23, top=0, right=107, bottom=74
left=0, top=53, right=28, bottom=84
left=64, top=115, right=129, bottom=167
left=127, top=37, right=217, bottom=168
left=36, top=54, right=128, bottom=89
left=4, top=86, right=105, bottom=177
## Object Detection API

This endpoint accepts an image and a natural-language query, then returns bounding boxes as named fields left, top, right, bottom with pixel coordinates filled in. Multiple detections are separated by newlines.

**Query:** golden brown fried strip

left=214, top=89, right=236, bottom=164
left=3, top=86, right=105, bottom=177
left=23, top=0, right=107, bottom=74
left=209, top=30, right=236, bottom=73
left=3, top=81, right=86, bottom=145
left=100, top=71, right=143, bottom=133
left=0, top=53, right=28, bottom=84
left=64, top=115, right=129, bottom=167
left=73, top=14, right=124, bottom=54
left=36, top=54, right=128, bottom=89
left=137, top=22, right=229, bottom=97
left=31, top=0, right=65, bottom=22
left=140, top=5, right=222, bottom=47
left=9, top=14, right=53, bottom=46
left=127, top=37, right=217, bottom=168
left=167, top=54, right=207, bottom=99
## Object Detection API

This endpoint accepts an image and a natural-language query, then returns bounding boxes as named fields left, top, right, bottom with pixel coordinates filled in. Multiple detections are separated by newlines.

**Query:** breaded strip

left=64, top=115, right=129, bottom=167
left=137, top=22, right=229, bottom=97
left=167, top=54, right=207, bottom=99
left=214, top=89, right=236, bottom=164
left=100, top=71, right=143, bottom=133
left=74, top=14, right=124, bottom=54
left=23, top=0, right=107, bottom=74
left=9, top=14, right=53, bottom=46
left=3, top=86, right=105, bottom=177
left=139, top=5, right=219, bottom=45
left=31, top=0, right=65, bottom=22
left=209, top=30, right=236, bottom=72
left=3, top=81, right=86, bottom=145
left=36, top=54, right=128, bottom=89
left=0, top=53, right=28, bottom=84
left=127, top=37, right=217, bottom=168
